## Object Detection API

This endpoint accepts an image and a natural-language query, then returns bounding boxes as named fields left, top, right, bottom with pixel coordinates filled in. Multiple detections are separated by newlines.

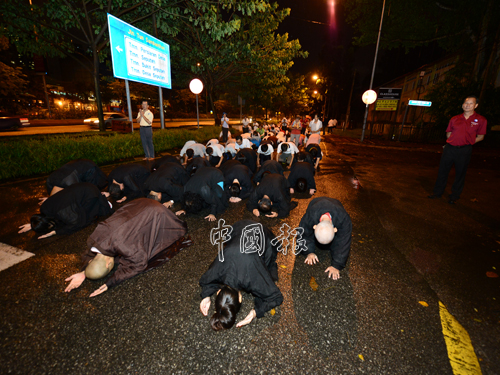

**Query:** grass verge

left=1, top=127, right=221, bottom=181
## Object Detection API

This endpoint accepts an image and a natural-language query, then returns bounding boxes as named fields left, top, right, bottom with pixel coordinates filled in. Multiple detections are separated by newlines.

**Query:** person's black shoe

left=448, top=199, right=457, bottom=204
left=428, top=194, right=441, bottom=199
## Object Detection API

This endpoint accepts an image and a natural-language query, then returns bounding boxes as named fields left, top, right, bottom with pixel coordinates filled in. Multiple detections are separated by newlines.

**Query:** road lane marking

left=0, top=243, right=35, bottom=272
left=439, top=301, right=482, bottom=375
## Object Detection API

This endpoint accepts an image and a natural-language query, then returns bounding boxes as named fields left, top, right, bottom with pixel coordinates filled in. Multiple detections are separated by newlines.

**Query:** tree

left=1, top=0, right=155, bottom=130
left=157, top=0, right=307, bottom=122
left=345, top=0, right=500, bottom=104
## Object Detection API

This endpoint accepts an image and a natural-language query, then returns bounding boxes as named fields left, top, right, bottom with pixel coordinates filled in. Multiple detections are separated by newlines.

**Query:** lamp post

left=189, top=79, right=204, bottom=129
left=361, top=90, right=377, bottom=139
left=360, top=0, right=386, bottom=142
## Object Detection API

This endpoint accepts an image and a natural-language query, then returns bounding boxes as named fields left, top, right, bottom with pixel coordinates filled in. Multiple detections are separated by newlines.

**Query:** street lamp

left=312, top=74, right=319, bottom=81
left=360, top=0, right=386, bottom=142
left=189, top=78, right=204, bottom=129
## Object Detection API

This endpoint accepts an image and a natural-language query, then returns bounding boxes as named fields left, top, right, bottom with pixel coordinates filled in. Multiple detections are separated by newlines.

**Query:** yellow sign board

left=376, top=99, right=398, bottom=111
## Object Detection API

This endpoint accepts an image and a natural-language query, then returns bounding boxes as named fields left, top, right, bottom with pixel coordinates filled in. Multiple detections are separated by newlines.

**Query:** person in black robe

left=105, top=164, right=150, bottom=203
left=152, top=155, right=181, bottom=171
left=253, top=160, right=284, bottom=184
left=235, top=148, right=258, bottom=174
left=291, top=150, right=314, bottom=168
left=45, top=159, right=107, bottom=197
left=288, top=160, right=316, bottom=195
left=175, top=167, right=228, bottom=221
left=219, top=160, right=254, bottom=202
left=64, top=198, right=190, bottom=297
left=199, top=220, right=282, bottom=330
left=305, top=143, right=323, bottom=169
left=185, top=157, right=211, bottom=176
left=144, top=162, right=189, bottom=207
left=18, top=183, right=112, bottom=239
left=298, top=197, right=352, bottom=280
left=247, top=173, right=291, bottom=218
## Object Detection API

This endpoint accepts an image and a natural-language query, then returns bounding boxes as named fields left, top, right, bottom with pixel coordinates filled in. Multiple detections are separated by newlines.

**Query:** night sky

left=277, top=0, right=446, bottom=88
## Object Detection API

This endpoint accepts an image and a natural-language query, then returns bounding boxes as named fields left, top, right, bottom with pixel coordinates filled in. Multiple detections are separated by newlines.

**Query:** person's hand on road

left=175, top=210, right=186, bottom=216
left=163, top=201, right=174, bottom=208
left=38, top=197, right=48, bottom=206
left=18, top=223, right=31, bottom=234
left=236, top=309, right=256, bottom=328
left=116, top=196, right=127, bottom=203
left=229, top=197, right=242, bottom=203
left=304, top=253, right=319, bottom=265
left=325, top=266, right=340, bottom=280
left=309, top=189, right=316, bottom=195
left=101, top=192, right=110, bottom=197
left=89, top=284, right=108, bottom=297
left=38, top=230, right=56, bottom=239
left=253, top=209, right=260, bottom=217
left=64, top=272, right=86, bottom=292
left=205, top=214, right=216, bottom=221
left=265, top=212, right=278, bottom=218
left=200, top=297, right=211, bottom=316
left=290, top=188, right=295, bottom=194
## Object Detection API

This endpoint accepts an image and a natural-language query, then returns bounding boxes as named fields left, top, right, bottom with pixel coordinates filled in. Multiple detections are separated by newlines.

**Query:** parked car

left=84, top=112, right=129, bottom=129
left=0, top=112, right=30, bottom=130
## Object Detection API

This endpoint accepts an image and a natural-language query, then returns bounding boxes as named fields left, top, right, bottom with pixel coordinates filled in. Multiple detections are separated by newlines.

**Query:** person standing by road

left=241, top=116, right=250, bottom=134
left=309, top=114, right=323, bottom=138
left=137, top=100, right=155, bottom=161
left=428, top=96, right=487, bottom=204
left=221, top=112, right=230, bottom=143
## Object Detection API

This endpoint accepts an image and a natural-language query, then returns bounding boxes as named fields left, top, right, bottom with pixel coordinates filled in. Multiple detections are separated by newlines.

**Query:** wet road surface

left=0, top=134, right=499, bottom=374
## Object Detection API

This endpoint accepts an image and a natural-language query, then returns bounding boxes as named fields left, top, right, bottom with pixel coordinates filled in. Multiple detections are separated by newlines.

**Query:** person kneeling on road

left=299, top=197, right=352, bottom=280
left=64, top=198, right=190, bottom=297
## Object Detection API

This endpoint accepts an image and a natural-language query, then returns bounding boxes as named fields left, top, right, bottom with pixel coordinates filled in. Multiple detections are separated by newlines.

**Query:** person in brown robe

left=64, top=198, right=189, bottom=297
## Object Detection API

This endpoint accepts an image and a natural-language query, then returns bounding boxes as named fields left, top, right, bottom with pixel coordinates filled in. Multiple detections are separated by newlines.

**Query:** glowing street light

left=314, top=90, right=318, bottom=95
left=362, top=90, right=377, bottom=105
left=312, top=75, right=319, bottom=81
left=189, top=78, right=204, bottom=129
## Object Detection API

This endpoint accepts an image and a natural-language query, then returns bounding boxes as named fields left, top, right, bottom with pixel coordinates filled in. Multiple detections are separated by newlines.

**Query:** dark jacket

left=108, top=164, right=151, bottom=201
left=184, top=167, right=228, bottom=215
left=144, top=162, right=189, bottom=203
left=40, top=182, right=112, bottom=235
left=288, top=161, right=316, bottom=190
left=46, top=159, right=107, bottom=194
left=247, top=173, right=291, bottom=218
left=199, top=220, right=282, bottom=318
left=253, top=160, right=284, bottom=184
left=299, top=197, right=352, bottom=270
left=219, top=161, right=254, bottom=200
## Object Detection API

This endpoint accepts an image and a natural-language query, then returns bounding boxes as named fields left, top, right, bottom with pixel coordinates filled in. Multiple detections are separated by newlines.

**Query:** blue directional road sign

left=408, top=100, right=432, bottom=107
left=107, top=14, right=171, bottom=89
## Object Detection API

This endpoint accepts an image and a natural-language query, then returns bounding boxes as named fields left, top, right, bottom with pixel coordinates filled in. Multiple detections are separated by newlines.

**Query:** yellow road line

left=439, top=301, right=482, bottom=375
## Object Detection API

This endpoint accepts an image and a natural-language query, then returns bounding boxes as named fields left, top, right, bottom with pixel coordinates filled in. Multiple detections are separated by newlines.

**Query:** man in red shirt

left=428, top=96, right=487, bottom=204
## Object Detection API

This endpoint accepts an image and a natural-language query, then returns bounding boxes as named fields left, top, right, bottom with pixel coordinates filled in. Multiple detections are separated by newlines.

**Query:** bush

left=0, top=127, right=220, bottom=181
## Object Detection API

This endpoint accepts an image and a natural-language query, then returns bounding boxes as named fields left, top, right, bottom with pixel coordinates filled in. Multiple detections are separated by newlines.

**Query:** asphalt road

left=0, top=134, right=498, bottom=374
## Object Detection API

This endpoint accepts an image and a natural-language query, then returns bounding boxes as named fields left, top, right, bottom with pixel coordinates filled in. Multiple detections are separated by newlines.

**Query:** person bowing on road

left=298, top=197, right=352, bottom=280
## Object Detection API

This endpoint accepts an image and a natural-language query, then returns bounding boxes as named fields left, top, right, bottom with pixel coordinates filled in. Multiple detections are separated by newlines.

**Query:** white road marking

left=0, top=243, right=35, bottom=271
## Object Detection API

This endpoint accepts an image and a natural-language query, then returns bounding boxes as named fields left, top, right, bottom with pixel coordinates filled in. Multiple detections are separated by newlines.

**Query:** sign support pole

left=159, top=87, right=164, bottom=129
left=125, top=79, right=133, bottom=133
left=196, top=94, right=200, bottom=129
left=398, top=103, right=409, bottom=142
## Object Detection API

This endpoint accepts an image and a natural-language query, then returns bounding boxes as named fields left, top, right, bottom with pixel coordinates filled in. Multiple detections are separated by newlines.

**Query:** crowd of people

left=17, top=113, right=352, bottom=331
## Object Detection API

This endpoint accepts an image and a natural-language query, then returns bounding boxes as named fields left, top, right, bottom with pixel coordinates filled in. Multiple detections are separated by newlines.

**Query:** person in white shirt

left=276, top=141, right=299, bottom=167
left=235, top=135, right=253, bottom=149
left=137, top=100, right=155, bottom=160
left=309, top=114, right=323, bottom=139
left=206, top=143, right=225, bottom=167
left=221, top=113, right=230, bottom=142
left=327, top=119, right=337, bottom=134
left=241, top=116, right=250, bottom=134
left=206, top=139, right=219, bottom=147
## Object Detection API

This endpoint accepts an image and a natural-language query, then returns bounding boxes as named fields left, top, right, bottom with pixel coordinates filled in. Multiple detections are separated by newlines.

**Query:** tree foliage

left=156, top=0, right=307, bottom=121
left=345, top=0, right=500, bottom=106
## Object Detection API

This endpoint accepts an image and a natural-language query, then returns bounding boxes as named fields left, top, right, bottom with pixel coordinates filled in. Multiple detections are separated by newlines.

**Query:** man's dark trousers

left=432, top=144, right=472, bottom=200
